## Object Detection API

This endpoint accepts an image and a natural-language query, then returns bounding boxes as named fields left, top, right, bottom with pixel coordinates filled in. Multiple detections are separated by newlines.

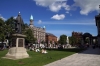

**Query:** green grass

left=0, top=48, right=84, bottom=66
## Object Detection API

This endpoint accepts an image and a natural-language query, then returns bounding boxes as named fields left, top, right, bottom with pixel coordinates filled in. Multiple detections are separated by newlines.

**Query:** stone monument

left=3, top=12, right=29, bottom=60
left=67, top=36, right=69, bottom=44
left=95, top=5, right=100, bottom=46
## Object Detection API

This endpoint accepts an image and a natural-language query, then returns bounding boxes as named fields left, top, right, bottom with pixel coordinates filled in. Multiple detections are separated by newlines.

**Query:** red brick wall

left=46, top=35, right=57, bottom=44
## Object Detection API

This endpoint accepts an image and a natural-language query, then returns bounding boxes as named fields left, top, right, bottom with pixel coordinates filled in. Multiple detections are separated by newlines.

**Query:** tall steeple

left=30, top=15, right=34, bottom=27
left=30, top=15, right=33, bottom=20
left=18, top=11, right=21, bottom=16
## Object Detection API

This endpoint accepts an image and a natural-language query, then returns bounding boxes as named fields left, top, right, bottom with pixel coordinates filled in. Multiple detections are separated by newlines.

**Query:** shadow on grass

left=78, top=47, right=100, bottom=55
left=46, top=48, right=100, bottom=55
left=45, top=48, right=85, bottom=53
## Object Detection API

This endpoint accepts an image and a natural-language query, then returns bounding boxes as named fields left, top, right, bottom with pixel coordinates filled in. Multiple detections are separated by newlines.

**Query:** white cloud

left=62, top=2, right=70, bottom=10
left=49, top=2, right=62, bottom=12
left=51, top=14, right=65, bottom=20
left=73, top=0, right=100, bottom=15
left=38, top=20, right=42, bottom=24
left=34, top=0, right=54, bottom=7
left=0, top=14, right=6, bottom=21
left=34, top=0, right=70, bottom=12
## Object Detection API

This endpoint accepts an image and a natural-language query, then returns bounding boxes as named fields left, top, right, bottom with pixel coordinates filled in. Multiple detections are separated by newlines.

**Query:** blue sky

left=0, top=0, right=100, bottom=38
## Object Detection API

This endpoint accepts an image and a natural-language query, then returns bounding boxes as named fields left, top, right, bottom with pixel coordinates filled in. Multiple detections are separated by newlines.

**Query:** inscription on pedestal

left=18, top=39, right=23, bottom=47
left=12, top=38, right=16, bottom=47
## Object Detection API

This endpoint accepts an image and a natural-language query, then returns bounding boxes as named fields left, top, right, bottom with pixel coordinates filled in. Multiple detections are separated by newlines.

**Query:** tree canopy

left=24, top=28, right=36, bottom=44
left=69, top=36, right=76, bottom=45
left=59, top=34, right=67, bottom=45
left=0, top=18, right=6, bottom=42
left=69, top=36, right=82, bottom=46
left=0, top=16, right=36, bottom=45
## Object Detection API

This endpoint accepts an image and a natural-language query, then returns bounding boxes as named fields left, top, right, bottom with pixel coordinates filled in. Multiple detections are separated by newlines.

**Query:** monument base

left=3, top=34, right=29, bottom=60
left=3, top=47, right=29, bottom=60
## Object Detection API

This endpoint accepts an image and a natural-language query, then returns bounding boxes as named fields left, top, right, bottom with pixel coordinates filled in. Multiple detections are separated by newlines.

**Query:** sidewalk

left=44, top=47, right=100, bottom=66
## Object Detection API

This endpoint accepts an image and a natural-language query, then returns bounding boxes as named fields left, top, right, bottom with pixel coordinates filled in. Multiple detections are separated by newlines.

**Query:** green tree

left=69, top=36, right=72, bottom=44
left=59, top=34, right=67, bottom=45
left=22, top=23, right=29, bottom=33
left=69, top=36, right=77, bottom=46
left=5, top=17, right=28, bottom=35
left=77, top=38, right=81, bottom=44
left=0, top=18, right=6, bottom=44
left=85, top=37, right=89, bottom=43
left=24, top=28, right=36, bottom=44
left=5, top=17, right=15, bottom=44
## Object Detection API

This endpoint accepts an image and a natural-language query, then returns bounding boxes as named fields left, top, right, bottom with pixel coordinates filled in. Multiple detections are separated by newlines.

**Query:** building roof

left=30, top=15, right=33, bottom=20
left=83, top=33, right=92, bottom=37
left=46, top=33, right=57, bottom=37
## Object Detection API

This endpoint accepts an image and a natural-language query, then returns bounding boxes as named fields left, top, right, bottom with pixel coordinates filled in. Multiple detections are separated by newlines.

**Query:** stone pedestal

left=3, top=34, right=29, bottom=60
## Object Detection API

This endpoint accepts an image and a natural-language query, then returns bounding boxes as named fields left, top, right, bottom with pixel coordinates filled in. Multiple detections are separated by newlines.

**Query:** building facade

left=45, top=33, right=57, bottom=44
left=72, top=31, right=83, bottom=44
left=72, top=31, right=83, bottom=38
left=29, top=15, right=45, bottom=43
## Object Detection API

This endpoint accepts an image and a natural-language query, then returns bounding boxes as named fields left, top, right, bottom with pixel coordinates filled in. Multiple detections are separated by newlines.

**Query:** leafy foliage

left=69, top=36, right=77, bottom=46
left=24, top=28, right=36, bottom=43
left=0, top=18, right=6, bottom=42
left=4, top=17, right=16, bottom=42
left=0, top=16, right=38, bottom=45
left=69, top=36, right=82, bottom=46
left=85, top=37, right=89, bottom=43
left=59, top=34, right=67, bottom=45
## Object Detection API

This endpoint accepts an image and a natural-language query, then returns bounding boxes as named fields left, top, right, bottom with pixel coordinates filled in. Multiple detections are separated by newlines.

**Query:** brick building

left=45, top=33, right=57, bottom=47
left=72, top=31, right=83, bottom=38
left=72, top=31, right=83, bottom=44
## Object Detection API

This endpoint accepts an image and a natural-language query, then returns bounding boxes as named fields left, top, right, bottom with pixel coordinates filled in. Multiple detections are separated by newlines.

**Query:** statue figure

left=95, top=14, right=100, bottom=35
left=67, top=36, right=69, bottom=44
left=15, top=12, right=24, bottom=34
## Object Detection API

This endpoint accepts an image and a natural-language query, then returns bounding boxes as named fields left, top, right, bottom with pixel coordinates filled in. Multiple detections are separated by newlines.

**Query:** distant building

left=57, top=37, right=59, bottom=42
left=72, top=31, right=83, bottom=39
left=45, top=33, right=57, bottom=45
left=29, top=15, right=45, bottom=43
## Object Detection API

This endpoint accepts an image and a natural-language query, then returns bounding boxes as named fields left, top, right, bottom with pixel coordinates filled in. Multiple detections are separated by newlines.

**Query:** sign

left=18, top=39, right=23, bottom=47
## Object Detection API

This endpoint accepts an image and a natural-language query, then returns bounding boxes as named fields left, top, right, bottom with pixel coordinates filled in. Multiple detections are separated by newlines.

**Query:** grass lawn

left=0, top=48, right=84, bottom=66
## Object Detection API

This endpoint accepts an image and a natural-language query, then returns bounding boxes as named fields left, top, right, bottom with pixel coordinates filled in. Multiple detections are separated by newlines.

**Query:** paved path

left=45, top=47, right=100, bottom=66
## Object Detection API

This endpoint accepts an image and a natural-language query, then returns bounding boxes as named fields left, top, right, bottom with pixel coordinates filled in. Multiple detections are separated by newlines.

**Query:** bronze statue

left=15, top=12, right=24, bottom=34
left=95, top=5, right=100, bottom=36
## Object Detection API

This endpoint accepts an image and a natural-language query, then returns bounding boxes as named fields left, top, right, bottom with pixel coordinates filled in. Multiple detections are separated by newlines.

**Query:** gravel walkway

left=44, top=47, right=100, bottom=66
